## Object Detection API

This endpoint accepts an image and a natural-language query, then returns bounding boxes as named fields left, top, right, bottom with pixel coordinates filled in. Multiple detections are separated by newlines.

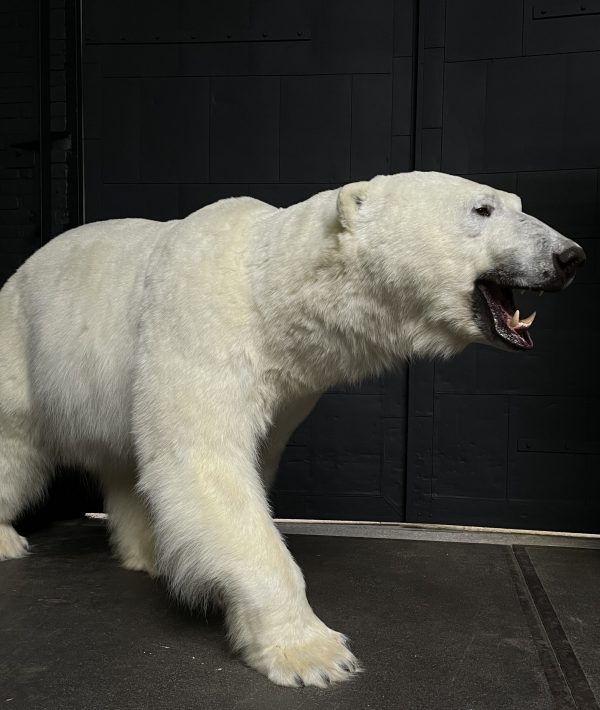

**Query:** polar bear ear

left=337, top=181, right=370, bottom=232
left=498, top=189, right=522, bottom=212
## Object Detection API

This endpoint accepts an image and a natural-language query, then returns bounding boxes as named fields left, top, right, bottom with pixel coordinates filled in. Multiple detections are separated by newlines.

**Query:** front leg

left=133, top=374, right=358, bottom=687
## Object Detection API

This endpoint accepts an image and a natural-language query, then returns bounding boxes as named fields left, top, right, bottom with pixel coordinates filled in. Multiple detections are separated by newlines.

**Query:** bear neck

left=249, top=190, right=465, bottom=395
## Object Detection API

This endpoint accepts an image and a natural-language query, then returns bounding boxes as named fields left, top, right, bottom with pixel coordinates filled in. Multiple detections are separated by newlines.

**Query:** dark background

left=1, top=0, right=598, bottom=532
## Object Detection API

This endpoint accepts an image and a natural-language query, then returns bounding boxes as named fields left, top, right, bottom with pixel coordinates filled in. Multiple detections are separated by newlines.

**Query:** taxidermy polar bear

left=0, top=172, right=585, bottom=687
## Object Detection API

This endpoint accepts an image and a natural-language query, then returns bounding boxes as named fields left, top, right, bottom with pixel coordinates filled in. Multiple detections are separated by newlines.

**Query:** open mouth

left=474, top=281, right=537, bottom=351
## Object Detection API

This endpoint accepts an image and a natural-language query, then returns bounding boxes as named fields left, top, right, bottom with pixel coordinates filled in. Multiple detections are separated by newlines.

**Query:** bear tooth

left=509, top=310, right=520, bottom=328
left=520, top=311, right=536, bottom=327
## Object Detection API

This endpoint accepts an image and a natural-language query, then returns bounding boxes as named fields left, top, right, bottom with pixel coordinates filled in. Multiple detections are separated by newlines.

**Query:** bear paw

left=0, top=524, right=30, bottom=561
left=243, top=620, right=361, bottom=688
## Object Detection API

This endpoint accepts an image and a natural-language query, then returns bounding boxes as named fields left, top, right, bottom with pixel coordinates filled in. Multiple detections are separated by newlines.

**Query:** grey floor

left=1, top=521, right=599, bottom=710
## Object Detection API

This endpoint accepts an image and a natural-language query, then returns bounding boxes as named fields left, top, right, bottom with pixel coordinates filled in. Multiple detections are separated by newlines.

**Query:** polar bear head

left=336, top=172, right=585, bottom=356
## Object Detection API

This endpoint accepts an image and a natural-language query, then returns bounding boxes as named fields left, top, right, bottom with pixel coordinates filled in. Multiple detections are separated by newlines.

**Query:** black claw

left=294, top=674, right=304, bottom=688
left=338, top=662, right=351, bottom=673
left=320, top=671, right=331, bottom=685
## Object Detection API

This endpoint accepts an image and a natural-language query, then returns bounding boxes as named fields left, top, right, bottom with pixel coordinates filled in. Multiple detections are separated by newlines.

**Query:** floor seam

left=506, top=545, right=577, bottom=709
left=511, top=545, right=600, bottom=710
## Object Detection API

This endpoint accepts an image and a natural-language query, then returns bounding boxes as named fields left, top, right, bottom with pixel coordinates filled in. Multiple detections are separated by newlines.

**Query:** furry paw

left=0, top=524, right=30, bottom=561
left=243, top=619, right=361, bottom=688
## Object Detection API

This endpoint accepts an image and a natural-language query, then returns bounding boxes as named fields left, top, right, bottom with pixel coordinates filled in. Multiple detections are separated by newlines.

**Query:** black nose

left=553, top=245, right=586, bottom=277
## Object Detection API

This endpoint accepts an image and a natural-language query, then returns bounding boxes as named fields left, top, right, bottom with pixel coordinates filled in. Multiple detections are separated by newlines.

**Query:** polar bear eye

left=474, top=205, right=493, bottom=217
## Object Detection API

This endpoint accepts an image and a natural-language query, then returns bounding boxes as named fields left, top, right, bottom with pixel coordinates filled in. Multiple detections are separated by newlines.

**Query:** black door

left=81, top=0, right=415, bottom=522
left=406, top=0, right=600, bottom=532
left=77, top=0, right=600, bottom=530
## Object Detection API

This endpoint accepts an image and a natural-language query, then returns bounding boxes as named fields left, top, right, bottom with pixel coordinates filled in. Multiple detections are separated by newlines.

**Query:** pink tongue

left=485, top=292, right=513, bottom=326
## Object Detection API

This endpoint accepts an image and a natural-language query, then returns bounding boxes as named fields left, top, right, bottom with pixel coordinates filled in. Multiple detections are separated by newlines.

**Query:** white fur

left=0, top=172, right=580, bottom=686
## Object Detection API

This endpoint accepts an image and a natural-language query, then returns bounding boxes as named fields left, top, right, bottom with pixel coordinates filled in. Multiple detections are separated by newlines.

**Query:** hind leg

left=101, top=467, right=157, bottom=576
left=0, top=426, right=50, bottom=560
left=0, top=279, right=51, bottom=559
left=259, top=393, right=320, bottom=490
left=0, top=279, right=52, bottom=559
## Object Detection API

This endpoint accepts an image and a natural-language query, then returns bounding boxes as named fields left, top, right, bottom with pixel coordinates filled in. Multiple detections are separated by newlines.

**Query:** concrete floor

left=1, top=520, right=598, bottom=710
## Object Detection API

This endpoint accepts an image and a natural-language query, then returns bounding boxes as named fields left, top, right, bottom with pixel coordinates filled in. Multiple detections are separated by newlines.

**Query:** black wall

left=1, top=0, right=95, bottom=528
left=1, top=0, right=599, bottom=532
left=407, top=0, right=600, bottom=532
left=0, top=0, right=81, bottom=284
left=0, top=0, right=39, bottom=284
left=81, top=0, right=413, bottom=522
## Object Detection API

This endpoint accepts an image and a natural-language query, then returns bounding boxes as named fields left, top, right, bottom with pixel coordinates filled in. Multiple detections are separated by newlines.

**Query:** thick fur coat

left=0, top=172, right=584, bottom=686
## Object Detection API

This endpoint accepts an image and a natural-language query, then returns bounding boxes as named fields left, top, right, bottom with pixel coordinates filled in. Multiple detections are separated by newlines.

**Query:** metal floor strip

left=512, top=545, right=600, bottom=710
left=274, top=519, right=600, bottom=549
left=506, top=546, right=577, bottom=709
